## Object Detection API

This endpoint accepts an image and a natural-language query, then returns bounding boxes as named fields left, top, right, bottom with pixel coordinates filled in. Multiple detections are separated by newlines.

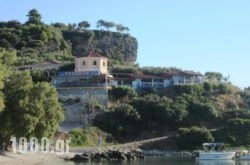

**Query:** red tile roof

left=83, top=50, right=108, bottom=59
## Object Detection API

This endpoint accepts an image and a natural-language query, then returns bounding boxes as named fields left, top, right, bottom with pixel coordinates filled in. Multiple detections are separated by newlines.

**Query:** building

left=111, top=71, right=204, bottom=89
left=75, top=50, right=108, bottom=74
left=16, top=59, right=63, bottom=70
left=52, top=51, right=111, bottom=125
left=51, top=50, right=204, bottom=126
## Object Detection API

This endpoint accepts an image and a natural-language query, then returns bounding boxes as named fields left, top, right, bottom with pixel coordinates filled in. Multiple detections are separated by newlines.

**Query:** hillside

left=0, top=9, right=138, bottom=66
left=94, top=83, right=250, bottom=150
left=2, top=9, right=250, bottom=151
left=63, top=30, right=138, bottom=62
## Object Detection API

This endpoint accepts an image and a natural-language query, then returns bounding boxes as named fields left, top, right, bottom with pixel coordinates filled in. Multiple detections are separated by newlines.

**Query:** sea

left=37, top=157, right=250, bottom=165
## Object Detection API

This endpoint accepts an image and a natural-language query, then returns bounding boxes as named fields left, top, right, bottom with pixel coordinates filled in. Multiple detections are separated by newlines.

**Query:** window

left=103, top=61, right=105, bottom=66
left=82, top=61, right=85, bottom=65
left=93, top=61, right=97, bottom=65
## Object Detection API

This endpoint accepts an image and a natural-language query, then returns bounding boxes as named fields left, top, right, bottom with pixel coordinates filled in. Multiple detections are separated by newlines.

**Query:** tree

left=78, top=20, right=90, bottom=30
left=173, top=84, right=203, bottom=96
left=218, top=83, right=231, bottom=94
left=0, top=71, right=33, bottom=144
left=181, top=96, right=219, bottom=127
left=109, top=86, right=137, bottom=102
left=93, top=103, right=140, bottom=140
left=242, top=87, right=250, bottom=108
left=115, top=24, right=129, bottom=33
left=0, top=48, right=16, bottom=111
left=52, top=22, right=68, bottom=30
left=6, top=20, right=22, bottom=29
left=205, top=72, right=223, bottom=82
left=0, top=71, right=64, bottom=146
left=96, top=20, right=115, bottom=30
left=131, top=94, right=188, bottom=130
left=30, top=70, right=51, bottom=83
left=203, top=81, right=213, bottom=92
left=103, top=21, right=115, bottom=30
left=26, top=9, right=42, bottom=25
left=96, top=19, right=105, bottom=29
left=115, top=24, right=124, bottom=33
left=175, top=126, right=214, bottom=150
left=30, top=82, right=64, bottom=138
left=214, top=110, right=250, bottom=146
left=123, top=26, right=129, bottom=33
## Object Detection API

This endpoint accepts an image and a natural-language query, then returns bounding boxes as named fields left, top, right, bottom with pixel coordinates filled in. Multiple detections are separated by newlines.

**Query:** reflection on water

left=196, top=160, right=235, bottom=165
left=37, top=157, right=250, bottom=165
left=196, top=160, right=250, bottom=165
left=237, top=160, right=250, bottom=165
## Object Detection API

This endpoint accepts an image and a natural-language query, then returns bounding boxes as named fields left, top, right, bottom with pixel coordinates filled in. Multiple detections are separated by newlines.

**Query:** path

left=70, top=136, right=170, bottom=153
left=110, top=136, right=169, bottom=149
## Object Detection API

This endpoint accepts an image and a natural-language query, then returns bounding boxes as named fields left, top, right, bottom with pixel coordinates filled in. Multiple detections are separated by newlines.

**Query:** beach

left=0, top=151, right=74, bottom=165
left=0, top=136, right=171, bottom=164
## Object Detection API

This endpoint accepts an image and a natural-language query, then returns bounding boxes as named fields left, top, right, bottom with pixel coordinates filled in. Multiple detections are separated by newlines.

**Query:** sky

left=1, top=0, right=250, bottom=88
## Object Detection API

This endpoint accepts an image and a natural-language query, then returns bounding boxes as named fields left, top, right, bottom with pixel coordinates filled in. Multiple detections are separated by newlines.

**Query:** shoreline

left=0, top=151, right=70, bottom=165
left=0, top=146, right=193, bottom=165
left=1, top=145, right=245, bottom=163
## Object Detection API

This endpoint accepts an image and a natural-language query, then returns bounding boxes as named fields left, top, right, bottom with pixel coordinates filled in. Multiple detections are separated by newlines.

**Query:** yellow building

left=75, top=50, right=108, bottom=74
left=52, top=51, right=110, bottom=125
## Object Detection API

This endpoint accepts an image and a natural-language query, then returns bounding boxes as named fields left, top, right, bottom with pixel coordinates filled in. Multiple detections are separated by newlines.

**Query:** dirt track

left=112, top=136, right=169, bottom=149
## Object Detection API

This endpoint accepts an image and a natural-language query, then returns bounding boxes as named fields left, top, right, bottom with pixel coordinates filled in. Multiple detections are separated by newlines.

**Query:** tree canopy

left=0, top=9, right=137, bottom=66
left=26, top=9, right=42, bottom=25
left=0, top=69, right=63, bottom=146
left=0, top=48, right=16, bottom=111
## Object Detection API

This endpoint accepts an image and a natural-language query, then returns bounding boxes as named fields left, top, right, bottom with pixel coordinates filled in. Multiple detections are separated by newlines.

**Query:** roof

left=129, top=74, right=163, bottom=79
left=16, top=60, right=63, bottom=70
left=111, top=72, right=203, bottom=80
left=161, top=70, right=203, bottom=78
left=78, top=50, right=108, bottom=59
left=112, top=73, right=163, bottom=80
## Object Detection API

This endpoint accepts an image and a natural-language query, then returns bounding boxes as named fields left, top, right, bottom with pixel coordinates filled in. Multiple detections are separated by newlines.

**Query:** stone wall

left=57, top=87, right=108, bottom=125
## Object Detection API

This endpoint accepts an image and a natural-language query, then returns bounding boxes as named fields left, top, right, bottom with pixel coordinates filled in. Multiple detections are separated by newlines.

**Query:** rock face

left=57, top=88, right=108, bottom=125
left=67, top=149, right=144, bottom=162
left=63, top=30, right=138, bottom=63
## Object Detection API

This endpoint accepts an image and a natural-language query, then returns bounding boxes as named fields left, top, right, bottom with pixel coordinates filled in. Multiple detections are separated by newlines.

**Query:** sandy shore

left=0, top=136, right=170, bottom=165
left=0, top=151, right=75, bottom=165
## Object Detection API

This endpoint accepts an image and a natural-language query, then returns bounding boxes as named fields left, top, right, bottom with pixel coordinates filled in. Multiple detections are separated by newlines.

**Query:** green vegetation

left=94, top=103, right=140, bottom=142
left=0, top=9, right=72, bottom=65
left=2, top=9, right=250, bottom=151
left=94, top=83, right=250, bottom=150
left=69, top=127, right=113, bottom=147
left=0, top=49, right=64, bottom=147
left=109, top=86, right=137, bottom=102
left=175, top=126, right=214, bottom=150
left=0, top=9, right=137, bottom=67
left=63, top=30, right=137, bottom=62
left=0, top=48, right=15, bottom=112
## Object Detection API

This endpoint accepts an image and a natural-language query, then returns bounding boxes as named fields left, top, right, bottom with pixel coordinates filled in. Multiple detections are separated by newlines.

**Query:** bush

left=69, top=129, right=87, bottom=146
left=93, top=104, right=140, bottom=141
left=173, top=84, right=203, bottom=96
left=109, top=86, right=137, bottom=102
left=175, top=126, right=214, bottom=150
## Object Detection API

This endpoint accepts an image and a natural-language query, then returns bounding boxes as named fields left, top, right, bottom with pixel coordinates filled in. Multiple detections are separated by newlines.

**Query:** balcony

left=136, top=82, right=164, bottom=89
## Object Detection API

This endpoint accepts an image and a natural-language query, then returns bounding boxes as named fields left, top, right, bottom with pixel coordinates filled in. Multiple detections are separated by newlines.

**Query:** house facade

left=112, top=71, right=204, bottom=89
left=52, top=51, right=111, bottom=88
left=51, top=51, right=204, bottom=126
left=51, top=51, right=111, bottom=125
left=74, top=50, right=108, bottom=74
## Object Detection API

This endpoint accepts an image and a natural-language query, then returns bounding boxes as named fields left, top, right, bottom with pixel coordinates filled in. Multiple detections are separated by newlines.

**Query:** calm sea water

left=37, top=157, right=250, bottom=165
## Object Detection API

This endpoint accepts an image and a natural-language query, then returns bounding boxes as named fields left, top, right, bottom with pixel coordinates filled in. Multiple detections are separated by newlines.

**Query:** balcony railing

left=136, top=82, right=164, bottom=88
left=53, top=81, right=112, bottom=88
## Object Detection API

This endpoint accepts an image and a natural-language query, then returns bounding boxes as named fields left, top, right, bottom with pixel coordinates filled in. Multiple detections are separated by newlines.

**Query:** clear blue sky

left=1, top=0, right=250, bottom=88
